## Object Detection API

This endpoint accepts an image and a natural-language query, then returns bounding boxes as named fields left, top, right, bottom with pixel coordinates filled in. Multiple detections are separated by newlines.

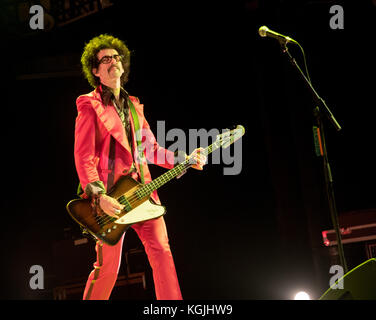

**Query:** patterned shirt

left=100, top=84, right=133, bottom=152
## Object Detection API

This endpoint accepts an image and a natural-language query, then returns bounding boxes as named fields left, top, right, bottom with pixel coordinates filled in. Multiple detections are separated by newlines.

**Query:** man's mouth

left=108, top=65, right=119, bottom=73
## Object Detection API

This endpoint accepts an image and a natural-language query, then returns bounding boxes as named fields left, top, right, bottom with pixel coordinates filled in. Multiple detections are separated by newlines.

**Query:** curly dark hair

left=80, top=34, right=131, bottom=88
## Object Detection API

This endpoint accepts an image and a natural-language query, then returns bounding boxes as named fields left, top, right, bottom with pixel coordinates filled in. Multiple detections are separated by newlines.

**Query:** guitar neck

left=136, top=141, right=221, bottom=198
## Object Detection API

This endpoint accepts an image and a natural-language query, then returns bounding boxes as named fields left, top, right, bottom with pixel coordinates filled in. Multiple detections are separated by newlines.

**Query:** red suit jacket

left=74, top=86, right=175, bottom=204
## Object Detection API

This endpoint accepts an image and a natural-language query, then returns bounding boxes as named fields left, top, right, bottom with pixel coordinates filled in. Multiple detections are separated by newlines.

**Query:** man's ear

left=92, top=68, right=99, bottom=77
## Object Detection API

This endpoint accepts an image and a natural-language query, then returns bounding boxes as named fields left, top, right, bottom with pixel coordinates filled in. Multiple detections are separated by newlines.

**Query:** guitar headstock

left=216, top=125, right=245, bottom=149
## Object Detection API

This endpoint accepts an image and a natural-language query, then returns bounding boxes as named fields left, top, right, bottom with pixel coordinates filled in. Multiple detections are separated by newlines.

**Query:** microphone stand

left=279, top=41, right=348, bottom=274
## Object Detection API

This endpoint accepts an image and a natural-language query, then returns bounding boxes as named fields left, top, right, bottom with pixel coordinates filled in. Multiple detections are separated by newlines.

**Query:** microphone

left=258, top=26, right=298, bottom=45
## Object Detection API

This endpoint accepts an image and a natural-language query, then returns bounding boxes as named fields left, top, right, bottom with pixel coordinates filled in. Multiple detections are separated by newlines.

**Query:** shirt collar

left=99, top=84, right=129, bottom=107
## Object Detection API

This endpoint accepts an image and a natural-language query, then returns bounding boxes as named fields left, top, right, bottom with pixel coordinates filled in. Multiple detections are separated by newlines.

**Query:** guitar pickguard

left=115, top=200, right=166, bottom=224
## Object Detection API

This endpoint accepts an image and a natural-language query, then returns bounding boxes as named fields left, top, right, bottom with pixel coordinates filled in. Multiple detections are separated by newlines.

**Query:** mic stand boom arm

left=280, top=43, right=348, bottom=274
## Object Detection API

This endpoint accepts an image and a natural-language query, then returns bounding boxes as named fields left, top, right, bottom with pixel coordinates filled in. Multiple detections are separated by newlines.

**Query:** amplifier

left=52, top=227, right=151, bottom=299
left=52, top=236, right=97, bottom=286
left=322, top=209, right=376, bottom=247
left=53, top=273, right=147, bottom=300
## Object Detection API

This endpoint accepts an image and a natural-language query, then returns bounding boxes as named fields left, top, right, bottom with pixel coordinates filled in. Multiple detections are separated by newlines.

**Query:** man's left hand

left=188, top=147, right=207, bottom=170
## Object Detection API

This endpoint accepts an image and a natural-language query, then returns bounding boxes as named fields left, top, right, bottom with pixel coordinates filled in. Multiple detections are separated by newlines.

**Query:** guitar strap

left=127, top=97, right=145, bottom=184
left=107, top=95, right=145, bottom=190
left=106, top=135, right=116, bottom=191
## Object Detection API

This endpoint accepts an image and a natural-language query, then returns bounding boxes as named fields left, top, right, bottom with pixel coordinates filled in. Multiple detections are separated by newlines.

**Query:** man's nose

left=108, top=58, right=119, bottom=70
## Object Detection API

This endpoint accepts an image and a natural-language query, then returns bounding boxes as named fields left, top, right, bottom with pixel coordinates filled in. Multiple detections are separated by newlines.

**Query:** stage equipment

left=52, top=233, right=147, bottom=299
left=258, top=26, right=298, bottom=45
left=320, top=258, right=376, bottom=300
left=322, top=209, right=376, bottom=247
left=258, top=25, right=347, bottom=273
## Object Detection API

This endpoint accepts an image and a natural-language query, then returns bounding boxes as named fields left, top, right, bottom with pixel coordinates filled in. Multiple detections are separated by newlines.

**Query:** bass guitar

left=66, top=125, right=245, bottom=245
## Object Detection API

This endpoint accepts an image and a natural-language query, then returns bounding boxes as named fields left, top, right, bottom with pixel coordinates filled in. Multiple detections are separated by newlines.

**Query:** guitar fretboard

left=135, top=140, right=221, bottom=198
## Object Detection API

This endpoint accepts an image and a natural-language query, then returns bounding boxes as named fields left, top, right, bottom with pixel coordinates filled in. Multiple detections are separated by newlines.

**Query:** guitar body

left=67, top=125, right=245, bottom=246
left=66, top=175, right=166, bottom=246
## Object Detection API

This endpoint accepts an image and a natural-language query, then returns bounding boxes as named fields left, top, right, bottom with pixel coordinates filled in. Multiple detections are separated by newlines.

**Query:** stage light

left=294, top=291, right=311, bottom=300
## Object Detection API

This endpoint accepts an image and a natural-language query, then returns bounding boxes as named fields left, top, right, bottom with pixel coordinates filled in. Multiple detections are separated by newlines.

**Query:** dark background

left=1, top=0, right=375, bottom=300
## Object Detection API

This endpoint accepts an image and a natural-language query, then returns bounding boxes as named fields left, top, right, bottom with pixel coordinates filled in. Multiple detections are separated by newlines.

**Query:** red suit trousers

left=82, top=216, right=182, bottom=300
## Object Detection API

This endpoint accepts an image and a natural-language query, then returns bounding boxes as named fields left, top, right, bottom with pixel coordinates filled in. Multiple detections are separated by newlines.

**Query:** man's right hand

left=98, top=194, right=124, bottom=218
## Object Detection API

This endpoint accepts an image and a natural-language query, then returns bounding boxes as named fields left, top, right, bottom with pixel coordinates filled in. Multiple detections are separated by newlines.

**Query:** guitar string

left=95, top=161, right=193, bottom=226
left=95, top=144, right=218, bottom=226
left=95, top=146, right=217, bottom=226
left=95, top=142, right=220, bottom=226
left=97, top=159, right=195, bottom=226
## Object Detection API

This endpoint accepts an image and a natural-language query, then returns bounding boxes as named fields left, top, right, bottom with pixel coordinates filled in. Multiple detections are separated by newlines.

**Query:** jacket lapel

left=89, top=88, right=132, bottom=154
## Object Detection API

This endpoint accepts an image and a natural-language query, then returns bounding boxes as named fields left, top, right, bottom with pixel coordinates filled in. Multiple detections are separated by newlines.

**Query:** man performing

left=74, top=34, right=206, bottom=300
